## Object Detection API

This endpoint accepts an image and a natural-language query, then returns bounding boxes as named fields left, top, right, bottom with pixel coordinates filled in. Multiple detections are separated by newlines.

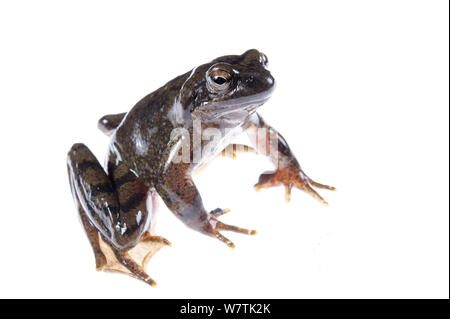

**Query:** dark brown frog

left=67, top=49, right=335, bottom=286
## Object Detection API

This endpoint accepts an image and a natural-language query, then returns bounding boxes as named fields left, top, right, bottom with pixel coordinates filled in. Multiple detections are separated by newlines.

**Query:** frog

left=67, top=49, right=335, bottom=287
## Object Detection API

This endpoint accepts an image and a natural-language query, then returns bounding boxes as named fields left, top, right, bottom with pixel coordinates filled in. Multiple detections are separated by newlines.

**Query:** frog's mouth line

left=200, top=91, right=273, bottom=118
left=202, top=100, right=267, bottom=120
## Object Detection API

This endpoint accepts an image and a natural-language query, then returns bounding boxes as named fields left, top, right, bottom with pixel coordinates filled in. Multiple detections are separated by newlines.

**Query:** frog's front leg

left=67, top=143, right=169, bottom=286
left=245, top=113, right=335, bottom=204
left=156, top=161, right=256, bottom=248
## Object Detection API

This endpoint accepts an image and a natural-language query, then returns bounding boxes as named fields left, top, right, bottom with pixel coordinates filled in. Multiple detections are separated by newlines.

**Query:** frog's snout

left=265, top=73, right=275, bottom=89
left=256, top=51, right=275, bottom=92
left=260, top=71, right=276, bottom=97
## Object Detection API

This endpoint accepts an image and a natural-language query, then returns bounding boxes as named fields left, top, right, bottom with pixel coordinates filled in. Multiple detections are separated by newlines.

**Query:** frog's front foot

left=254, top=165, right=336, bottom=205
left=202, top=209, right=257, bottom=249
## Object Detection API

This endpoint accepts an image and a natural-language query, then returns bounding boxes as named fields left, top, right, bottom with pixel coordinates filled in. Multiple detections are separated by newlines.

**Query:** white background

left=0, top=1, right=448, bottom=298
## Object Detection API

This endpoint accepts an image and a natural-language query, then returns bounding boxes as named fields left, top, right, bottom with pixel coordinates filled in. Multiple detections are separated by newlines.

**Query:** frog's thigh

left=107, top=161, right=151, bottom=247
left=67, top=143, right=119, bottom=241
left=68, top=144, right=151, bottom=249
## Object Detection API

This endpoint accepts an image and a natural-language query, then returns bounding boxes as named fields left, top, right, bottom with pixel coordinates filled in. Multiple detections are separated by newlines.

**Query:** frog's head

left=181, top=49, right=275, bottom=121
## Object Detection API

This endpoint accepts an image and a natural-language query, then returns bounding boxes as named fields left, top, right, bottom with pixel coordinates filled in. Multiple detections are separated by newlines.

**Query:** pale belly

left=193, top=125, right=244, bottom=171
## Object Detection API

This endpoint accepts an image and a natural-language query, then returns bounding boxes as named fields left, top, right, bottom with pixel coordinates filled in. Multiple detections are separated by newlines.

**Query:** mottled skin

left=67, top=49, right=335, bottom=286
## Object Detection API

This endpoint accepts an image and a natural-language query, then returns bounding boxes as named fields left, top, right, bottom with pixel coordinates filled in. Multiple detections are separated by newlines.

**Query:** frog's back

left=105, top=72, right=191, bottom=185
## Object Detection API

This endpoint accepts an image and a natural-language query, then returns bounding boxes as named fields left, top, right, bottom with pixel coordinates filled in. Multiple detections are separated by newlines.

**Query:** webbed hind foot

left=97, top=232, right=171, bottom=287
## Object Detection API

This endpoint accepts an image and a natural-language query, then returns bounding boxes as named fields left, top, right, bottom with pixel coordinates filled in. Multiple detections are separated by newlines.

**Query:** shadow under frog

left=67, top=49, right=335, bottom=286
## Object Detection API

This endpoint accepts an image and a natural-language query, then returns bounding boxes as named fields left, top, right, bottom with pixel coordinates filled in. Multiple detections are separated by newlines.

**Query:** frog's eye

left=207, top=66, right=232, bottom=93
left=213, top=75, right=228, bottom=85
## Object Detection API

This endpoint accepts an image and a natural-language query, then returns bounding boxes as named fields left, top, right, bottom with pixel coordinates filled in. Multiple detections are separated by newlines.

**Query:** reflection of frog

left=67, top=49, right=335, bottom=286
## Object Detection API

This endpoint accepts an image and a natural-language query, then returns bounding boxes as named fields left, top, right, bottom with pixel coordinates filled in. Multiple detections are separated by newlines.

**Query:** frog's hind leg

left=67, top=143, right=168, bottom=287
left=77, top=207, right=108, bottom=270
left=79, top=204, right=169, bottom=287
